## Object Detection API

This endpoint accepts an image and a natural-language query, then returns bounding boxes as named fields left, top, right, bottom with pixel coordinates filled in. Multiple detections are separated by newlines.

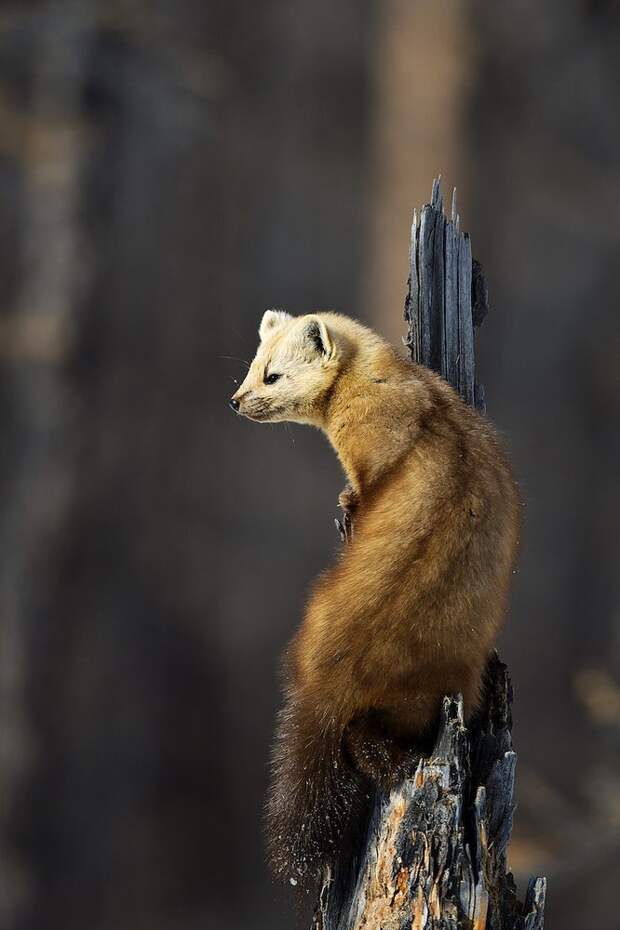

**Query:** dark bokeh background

left=0, top=2, right=618, bottom=929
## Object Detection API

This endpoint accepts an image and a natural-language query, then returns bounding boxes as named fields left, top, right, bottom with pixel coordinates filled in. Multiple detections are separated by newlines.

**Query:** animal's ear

left=300, top=316, right=333, bottom=358
left=259, top=309, right=292, bottom=342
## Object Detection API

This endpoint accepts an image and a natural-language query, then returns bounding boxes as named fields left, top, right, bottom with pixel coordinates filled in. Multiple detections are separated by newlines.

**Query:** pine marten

left=230, top=310, right=520, bottom=886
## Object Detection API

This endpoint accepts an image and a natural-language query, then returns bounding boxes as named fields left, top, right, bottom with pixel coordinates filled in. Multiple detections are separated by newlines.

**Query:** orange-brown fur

left=231, top=311, right=521, bottom=885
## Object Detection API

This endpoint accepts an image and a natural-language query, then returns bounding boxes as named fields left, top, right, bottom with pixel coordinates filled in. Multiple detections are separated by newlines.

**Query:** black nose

left=229, top=398, right=240, bottom=412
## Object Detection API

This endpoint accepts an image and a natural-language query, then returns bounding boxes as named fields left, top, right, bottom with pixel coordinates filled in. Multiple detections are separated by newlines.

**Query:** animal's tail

left=265, top=694, right=368, bottom=888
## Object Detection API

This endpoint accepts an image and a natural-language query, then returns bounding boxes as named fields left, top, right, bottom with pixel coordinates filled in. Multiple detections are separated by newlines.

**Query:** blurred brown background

left=0, top=2, right=619, bottom=929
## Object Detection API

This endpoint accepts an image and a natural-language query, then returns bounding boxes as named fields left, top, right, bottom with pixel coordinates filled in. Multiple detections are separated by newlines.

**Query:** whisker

left=284, top=422, right=296, bottom=448
left=220, top=355, right=250, bottom=369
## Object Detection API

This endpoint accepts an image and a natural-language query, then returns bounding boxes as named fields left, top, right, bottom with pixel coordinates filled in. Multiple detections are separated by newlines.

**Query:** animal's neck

left=323, top=352, right=419, bottom=496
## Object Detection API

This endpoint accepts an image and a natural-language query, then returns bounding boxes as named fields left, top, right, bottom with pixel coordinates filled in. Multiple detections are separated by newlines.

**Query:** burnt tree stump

left=312, top=179, right=546, bottom=930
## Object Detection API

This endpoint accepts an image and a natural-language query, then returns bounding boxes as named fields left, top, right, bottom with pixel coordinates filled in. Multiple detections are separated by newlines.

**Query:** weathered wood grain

left=313, top=658, right=546, bottom=930
left=418, top=204, right=436, bottom=368
left=431, top=209, right=446, bottom=376
left=403, top=177, right=487, bottom=409
left=457, top=231, right=475, bottom=405
left=403, top=210, right=420, bottom=363
left=444, top=218, right=459, bottom=390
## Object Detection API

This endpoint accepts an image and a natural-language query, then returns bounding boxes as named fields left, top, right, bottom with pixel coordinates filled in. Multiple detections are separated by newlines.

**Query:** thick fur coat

left=231, top=311, right=520, bottom=885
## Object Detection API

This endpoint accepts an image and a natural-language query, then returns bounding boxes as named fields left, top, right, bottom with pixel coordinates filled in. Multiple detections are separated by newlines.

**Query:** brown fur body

left=231, top=312, right=521, bottom=885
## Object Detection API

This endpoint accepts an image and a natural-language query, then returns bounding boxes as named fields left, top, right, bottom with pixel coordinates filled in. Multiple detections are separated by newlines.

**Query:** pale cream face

left=230, top=311, right=339, bottom=424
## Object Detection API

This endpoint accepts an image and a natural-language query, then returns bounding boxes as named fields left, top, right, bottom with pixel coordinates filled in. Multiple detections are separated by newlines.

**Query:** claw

left=334, top=513, right=353, bottom=544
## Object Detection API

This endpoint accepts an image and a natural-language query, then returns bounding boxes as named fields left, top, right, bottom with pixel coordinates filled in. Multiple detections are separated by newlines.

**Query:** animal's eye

left=264, top=372, right=281, bottom=385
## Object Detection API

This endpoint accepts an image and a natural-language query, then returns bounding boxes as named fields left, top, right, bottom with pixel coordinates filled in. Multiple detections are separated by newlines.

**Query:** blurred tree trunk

left=0, top=3, right=97, bottom=923
left=362, top=0, right=473, bottom=345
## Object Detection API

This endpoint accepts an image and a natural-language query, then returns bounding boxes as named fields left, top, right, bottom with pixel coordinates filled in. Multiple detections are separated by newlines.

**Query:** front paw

left=335, top=486, right=358, bottom=543
left=334, top=512, right=353, bottom=544
left=338, top=484, right=359, bottom=515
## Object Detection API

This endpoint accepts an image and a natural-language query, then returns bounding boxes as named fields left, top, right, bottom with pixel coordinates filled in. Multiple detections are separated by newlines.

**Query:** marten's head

left=230, top=310, right=341, bottom=424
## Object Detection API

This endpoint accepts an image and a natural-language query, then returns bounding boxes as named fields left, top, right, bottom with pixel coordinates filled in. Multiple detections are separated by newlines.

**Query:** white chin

left=243, top=410, right=281, bottom=423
